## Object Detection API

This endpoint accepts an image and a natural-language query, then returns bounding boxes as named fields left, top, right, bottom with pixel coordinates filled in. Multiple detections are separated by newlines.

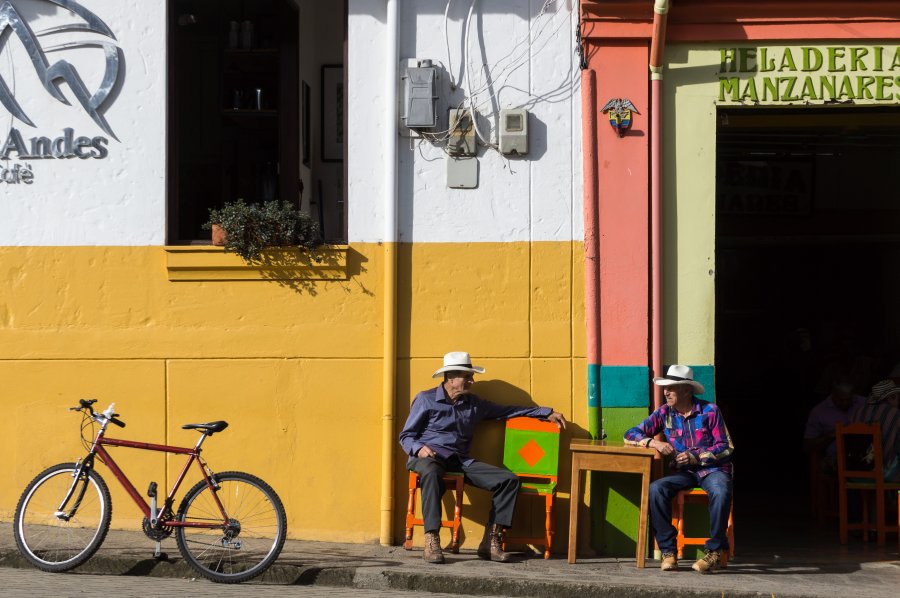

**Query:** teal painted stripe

left=689, top=364, right=716, bottom=403
left=599, top=365, right=650, bottom=408
left=588, top=363, right=601, bottom=440
left=587, top=364, right=600, bottom=408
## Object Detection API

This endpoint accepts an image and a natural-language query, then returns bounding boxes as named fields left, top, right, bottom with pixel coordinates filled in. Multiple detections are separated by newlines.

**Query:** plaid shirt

left=624, top=397, right=734, bottom=478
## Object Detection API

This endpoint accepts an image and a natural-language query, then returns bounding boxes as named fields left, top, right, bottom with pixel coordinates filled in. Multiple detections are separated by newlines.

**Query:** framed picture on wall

left=321, top=65, right=344, bottom=162
left=302, top=81, right=311, bottom=167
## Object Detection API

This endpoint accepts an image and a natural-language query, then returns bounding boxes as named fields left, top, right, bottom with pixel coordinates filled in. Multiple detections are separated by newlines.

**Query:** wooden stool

left=403, top=471, right=464, bottom=553
left=671, top=488, right=734, bottom=567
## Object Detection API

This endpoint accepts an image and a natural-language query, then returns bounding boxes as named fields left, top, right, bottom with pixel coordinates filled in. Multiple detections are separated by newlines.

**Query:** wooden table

left=568, top=439, right=656, bottom=567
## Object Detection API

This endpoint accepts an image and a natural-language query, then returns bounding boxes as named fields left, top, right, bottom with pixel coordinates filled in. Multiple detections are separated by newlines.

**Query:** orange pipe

left=649, top=0, right=668, bottom=409
left=582, top=68, right=601, bottom=439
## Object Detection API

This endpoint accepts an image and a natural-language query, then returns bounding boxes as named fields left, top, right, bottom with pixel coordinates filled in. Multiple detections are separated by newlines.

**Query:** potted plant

left=203, top=199, right=321, bottom=262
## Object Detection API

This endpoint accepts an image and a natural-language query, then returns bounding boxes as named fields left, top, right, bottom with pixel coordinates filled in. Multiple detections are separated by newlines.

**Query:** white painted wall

left=0, top=0, right=166, bottom=246
left=0, top=1, right=583, bottom=247
left=348, top=0, right=583, bottom=244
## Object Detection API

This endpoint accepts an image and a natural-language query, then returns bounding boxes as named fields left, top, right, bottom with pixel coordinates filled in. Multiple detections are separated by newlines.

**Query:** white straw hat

left=869, top=379, right=900, bottom=404
left=652, top=364, right=705, bottom=394
left=432, top=351, right=485, bottom=378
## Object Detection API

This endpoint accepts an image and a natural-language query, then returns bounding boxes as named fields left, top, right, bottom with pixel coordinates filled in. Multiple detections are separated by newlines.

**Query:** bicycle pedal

left=154, top=552, right=170, bottom=561
left=147, top=481, right=157, bottom=498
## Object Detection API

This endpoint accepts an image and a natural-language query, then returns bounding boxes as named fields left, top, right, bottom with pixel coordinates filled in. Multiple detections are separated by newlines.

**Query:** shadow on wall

left=257, top=246, right=371, bottom=296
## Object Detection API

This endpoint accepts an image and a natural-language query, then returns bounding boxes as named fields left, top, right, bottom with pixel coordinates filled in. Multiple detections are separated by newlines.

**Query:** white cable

left=443, top=0, right=456, bottom=89
left=463, top=0, right=493, bottom=147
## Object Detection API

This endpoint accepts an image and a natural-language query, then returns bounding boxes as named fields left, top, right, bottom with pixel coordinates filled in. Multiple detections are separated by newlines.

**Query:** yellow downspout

left=380, top=0, right=400, bottom=546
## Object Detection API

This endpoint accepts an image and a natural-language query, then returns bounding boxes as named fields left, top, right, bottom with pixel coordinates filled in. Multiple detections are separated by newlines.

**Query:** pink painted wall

left=592, top=44, right=650, bottom=366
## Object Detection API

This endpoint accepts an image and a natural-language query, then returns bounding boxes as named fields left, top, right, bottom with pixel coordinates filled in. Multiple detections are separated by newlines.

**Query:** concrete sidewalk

left=1, top=522, right=899, bottom=597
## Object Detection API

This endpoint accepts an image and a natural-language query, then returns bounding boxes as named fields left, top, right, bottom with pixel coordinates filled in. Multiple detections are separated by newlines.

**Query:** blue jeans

left=648, top=470, right=733, bottom=553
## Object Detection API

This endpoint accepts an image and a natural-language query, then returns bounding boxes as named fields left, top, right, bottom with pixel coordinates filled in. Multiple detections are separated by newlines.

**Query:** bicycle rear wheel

left=175, top=471, right=286, bottom=583
left=14, top=462, right=112, bottom=572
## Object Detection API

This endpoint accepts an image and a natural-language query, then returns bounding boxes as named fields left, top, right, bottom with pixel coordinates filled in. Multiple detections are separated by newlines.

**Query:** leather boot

left=477, top=523, right=512, bottom=562
left=423, top=530, right=445, bottom=564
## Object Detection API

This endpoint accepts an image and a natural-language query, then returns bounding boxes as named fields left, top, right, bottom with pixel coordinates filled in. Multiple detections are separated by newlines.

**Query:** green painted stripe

left=600, top=365, right=650, bottom=408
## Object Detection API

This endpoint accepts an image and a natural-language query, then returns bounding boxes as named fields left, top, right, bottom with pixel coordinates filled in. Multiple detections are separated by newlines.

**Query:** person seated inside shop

left=624, top=365, right=734, bottom=574
left=850, top=379, right=900, bottom=482
left=398, top=351, right=566, bottom=564
left=803, top=374, right=865, bottom=469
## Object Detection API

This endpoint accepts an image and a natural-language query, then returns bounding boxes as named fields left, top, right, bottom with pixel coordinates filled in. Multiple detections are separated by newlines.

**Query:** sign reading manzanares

left=718, top=45, right=900, bottom=105
left=1, top=0, right=122, bottom=183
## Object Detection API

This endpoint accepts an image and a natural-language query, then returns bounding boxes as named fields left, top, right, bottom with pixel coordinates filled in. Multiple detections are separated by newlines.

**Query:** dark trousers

left=408, top=456, right=521, bottom=533
left=648, top=470, right=733, bottom=553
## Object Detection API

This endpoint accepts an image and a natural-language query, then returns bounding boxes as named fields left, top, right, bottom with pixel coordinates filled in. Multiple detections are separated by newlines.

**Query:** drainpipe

left=582, top=68, right=601, bottom=440
left=381, top=0, right=400, bottom=547
left=649, top=0, right=668, bottom=410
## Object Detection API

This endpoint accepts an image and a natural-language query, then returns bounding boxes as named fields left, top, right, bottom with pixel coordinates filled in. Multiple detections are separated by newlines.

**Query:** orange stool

left=403, top=471, right=464, bottom=553
left=671, top=488, right=735, bottom=567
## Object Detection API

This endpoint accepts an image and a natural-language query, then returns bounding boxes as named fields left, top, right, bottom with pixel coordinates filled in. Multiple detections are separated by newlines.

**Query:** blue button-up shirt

left=399, top=386, right=552, bottom=466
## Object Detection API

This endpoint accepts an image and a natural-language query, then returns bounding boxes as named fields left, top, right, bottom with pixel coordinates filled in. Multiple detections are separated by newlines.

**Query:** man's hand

left=416, top=445, right=437, bottom=459
left=547, top=411, right=567, bottom=429
left=674, top=451, right=690, bottom=465
left=650, top=439, right=674, bottom=455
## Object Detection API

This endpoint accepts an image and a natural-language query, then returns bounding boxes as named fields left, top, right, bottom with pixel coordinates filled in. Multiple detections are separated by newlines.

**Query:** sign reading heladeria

left=717, top=46, right=900, bottom=105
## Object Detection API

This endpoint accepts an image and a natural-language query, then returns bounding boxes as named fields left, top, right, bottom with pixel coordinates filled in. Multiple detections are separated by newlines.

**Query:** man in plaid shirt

left=624, top=365, right=734, bottom=573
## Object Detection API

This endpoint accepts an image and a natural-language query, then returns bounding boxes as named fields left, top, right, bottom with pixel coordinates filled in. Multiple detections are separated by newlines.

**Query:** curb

left=0, top=550, right=825, bottom=598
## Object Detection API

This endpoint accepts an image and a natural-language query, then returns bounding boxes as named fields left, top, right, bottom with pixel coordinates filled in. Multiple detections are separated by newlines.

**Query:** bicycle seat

left=182, top=421, right=229, bottom=435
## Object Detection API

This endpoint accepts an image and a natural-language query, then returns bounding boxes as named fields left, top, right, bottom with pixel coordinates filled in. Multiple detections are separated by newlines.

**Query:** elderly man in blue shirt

left=399, top=351, right=566, bottom=564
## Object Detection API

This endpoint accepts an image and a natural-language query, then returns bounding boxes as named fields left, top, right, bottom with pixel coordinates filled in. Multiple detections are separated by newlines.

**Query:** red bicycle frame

left=90, top=429, right=228, bottom=529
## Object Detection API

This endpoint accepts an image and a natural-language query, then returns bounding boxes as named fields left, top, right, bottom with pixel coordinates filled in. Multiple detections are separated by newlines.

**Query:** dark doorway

left=715, top=107, right=900, bottom=512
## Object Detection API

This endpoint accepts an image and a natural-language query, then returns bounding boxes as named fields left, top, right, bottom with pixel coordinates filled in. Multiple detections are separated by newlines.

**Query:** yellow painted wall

left=1, top=242, right=585, bottom=545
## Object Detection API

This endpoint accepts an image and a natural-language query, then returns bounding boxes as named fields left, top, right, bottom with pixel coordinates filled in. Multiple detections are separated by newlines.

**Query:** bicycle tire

left=175, top=471, right=286, bottom=583
left=14, top=462, right=112, bottom=572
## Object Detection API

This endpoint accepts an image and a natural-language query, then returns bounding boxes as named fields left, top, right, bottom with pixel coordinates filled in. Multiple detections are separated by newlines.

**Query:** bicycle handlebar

left=71, top=399, right=126, bottom=428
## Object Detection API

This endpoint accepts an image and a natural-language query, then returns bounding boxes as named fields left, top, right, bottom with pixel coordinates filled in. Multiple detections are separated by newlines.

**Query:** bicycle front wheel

left=14, top=462, right=112, bottom=572
left=175, top=471, right=286, bottom=583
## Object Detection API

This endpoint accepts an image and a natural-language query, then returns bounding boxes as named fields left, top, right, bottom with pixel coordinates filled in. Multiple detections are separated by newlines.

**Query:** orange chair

left=403, top=471, right=464, bottom=553
left=671, top=487, right=735, bottom=567
left=835, top=422, right=900, bottom=546
left=501, top=417, right=560, bottom=559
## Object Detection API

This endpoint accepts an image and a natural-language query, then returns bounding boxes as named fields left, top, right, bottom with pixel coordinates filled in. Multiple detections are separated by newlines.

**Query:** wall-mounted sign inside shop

left=0, top=0, right=121, bottom=167
left=717, top=46, right=900, bottom=105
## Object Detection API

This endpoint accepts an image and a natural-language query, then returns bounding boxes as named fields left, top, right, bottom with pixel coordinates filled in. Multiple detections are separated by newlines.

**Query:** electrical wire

left=463, top=0, right=493, bottom=147
left=443, top=0, right=456, bottom=89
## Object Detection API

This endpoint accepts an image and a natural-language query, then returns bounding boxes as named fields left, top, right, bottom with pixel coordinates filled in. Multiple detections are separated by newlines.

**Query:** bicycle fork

left=54, top=456, right=95, bottom=522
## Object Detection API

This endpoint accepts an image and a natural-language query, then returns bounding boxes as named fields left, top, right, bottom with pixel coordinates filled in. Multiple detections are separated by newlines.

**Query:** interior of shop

left=715, top=107, right=900, bottom=530
left=167, top=0, right=346, bottom=244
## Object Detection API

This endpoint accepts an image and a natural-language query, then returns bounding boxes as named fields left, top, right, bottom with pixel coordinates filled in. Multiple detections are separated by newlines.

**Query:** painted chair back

left=503, top=417, right=560, bottom=480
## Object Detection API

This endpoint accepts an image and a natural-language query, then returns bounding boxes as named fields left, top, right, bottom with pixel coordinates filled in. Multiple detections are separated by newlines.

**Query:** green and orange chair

left=501, top=416, right=561, bottom=558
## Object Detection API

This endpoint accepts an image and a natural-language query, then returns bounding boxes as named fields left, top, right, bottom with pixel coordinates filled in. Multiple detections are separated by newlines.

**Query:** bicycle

left=13, top=400, right=287, bottom=583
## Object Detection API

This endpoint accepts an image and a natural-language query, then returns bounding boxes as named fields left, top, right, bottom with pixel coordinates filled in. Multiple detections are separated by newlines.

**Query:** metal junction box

left=499, top=108, right=528, bottom=155
left=401, top=61, right=438, bottom=128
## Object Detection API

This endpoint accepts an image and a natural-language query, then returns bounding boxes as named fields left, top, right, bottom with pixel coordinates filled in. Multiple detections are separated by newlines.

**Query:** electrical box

left=401, top=60, right=438, bottom=129
left=448, top=108, right=477, bottom=156
left=499, top=108, right=528, bottom=155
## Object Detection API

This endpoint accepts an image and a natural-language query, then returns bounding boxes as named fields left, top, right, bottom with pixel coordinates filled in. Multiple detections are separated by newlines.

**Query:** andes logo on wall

left=0, top=0, right=121, bottom=168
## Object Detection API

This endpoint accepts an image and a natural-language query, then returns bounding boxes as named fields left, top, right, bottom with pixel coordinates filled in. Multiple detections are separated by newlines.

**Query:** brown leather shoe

left=660, top=552, right=678, bottom=571
left=477, top=524, right=512, bottom=562
left=423, top=530, right=445, bottom=564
